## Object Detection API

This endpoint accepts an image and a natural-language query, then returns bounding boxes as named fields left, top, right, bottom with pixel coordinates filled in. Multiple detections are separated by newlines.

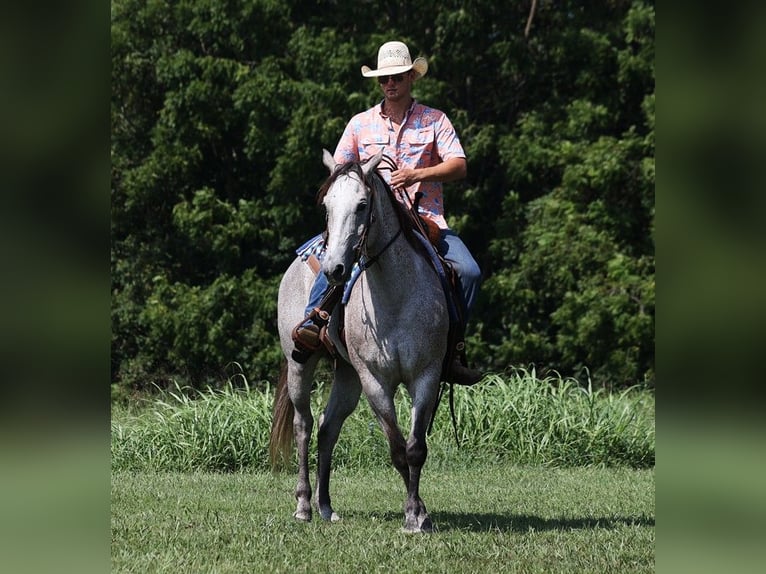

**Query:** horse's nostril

left=331, top=264, right=345, bottom=282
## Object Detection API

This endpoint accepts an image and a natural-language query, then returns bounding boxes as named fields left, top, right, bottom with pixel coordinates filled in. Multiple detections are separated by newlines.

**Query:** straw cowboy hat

left=361, top=41, right=428, bottom=79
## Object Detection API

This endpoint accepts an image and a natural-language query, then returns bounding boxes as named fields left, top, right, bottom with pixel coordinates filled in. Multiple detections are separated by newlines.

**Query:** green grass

left=112, top=370, right=654, bottom=571
left=111, top=368, right=654, bottom=472
left=111, top=464, right=654, bottom=573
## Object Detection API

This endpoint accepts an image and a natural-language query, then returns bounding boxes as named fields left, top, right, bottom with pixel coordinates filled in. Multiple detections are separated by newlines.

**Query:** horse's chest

left=343, top=304, right=445, bottom=371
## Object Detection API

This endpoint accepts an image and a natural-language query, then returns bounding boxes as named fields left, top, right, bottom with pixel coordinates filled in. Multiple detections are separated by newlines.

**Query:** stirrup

left=291, top=309, right=329, bottom=363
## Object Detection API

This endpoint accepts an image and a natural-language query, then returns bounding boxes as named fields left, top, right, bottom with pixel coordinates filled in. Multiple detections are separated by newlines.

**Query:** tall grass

left=111, top=382, right=275, bottom=472
left=111, top=368, right=654, bottom=472
left=440, top=369, right=655, bottom=467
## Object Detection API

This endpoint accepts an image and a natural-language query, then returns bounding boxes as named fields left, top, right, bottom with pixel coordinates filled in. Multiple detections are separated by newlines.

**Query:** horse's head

left=320, top=149, right=384, bottom=285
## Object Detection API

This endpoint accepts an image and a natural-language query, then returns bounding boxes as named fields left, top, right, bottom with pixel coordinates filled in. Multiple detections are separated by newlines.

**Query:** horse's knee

left=389, top=436, right=407, bottom=469
left=406, top=436, right=427, bottom=468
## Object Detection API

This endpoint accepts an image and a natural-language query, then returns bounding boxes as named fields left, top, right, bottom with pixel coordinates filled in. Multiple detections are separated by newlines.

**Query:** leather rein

left=352, top=154, right=402, bottom=270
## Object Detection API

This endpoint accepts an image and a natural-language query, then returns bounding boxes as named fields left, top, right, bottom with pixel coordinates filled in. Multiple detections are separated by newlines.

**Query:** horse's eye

left=356, top=202, right=367, bottom=213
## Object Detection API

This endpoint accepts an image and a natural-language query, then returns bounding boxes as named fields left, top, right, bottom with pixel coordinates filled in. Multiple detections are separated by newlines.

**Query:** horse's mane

left=316, top=159, right=429, bottom=258
left=315, top=161, right=358, bottom=206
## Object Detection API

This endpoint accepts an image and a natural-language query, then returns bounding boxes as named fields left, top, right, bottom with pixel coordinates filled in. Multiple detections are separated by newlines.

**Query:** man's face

left=378, top=71, right=413, bottom=102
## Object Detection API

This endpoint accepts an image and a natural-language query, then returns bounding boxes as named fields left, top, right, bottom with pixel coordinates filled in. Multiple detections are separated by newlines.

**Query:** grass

left=112, top=369, right=654, bottom=572
left=111, top=464, right=654, bottom=573
left=111, top=368, right=654, bottom=472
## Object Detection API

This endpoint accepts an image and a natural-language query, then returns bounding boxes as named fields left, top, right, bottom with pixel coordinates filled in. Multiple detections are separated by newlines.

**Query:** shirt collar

left=377, top=98, right=417, bottom=119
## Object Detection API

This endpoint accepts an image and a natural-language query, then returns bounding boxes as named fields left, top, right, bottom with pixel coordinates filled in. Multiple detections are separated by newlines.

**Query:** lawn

left=112, top=463, right=654, bottom=573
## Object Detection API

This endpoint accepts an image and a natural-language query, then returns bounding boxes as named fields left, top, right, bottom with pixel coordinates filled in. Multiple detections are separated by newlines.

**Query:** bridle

left=350, top=154, right=402, bottom=271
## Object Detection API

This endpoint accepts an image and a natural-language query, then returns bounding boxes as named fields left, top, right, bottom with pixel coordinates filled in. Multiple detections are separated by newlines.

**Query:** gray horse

left=269, top=149, right=449, bottom=533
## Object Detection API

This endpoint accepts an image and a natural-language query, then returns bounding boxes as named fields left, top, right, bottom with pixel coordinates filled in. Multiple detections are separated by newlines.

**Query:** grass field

left=112, top=464, right=653, bottom=573
left=112, top=370, right=654, bottom=572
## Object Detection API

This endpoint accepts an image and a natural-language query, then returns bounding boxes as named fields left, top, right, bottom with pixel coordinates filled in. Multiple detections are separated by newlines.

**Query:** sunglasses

left=377, top=73, right=406, bottom=84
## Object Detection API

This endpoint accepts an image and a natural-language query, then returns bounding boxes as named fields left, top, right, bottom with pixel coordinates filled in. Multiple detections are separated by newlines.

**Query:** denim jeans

left=304, top=268, right=330, bottom=317
left=304, top=230, right=481, bottom=319
left=435, top=230, right=482, bottom=319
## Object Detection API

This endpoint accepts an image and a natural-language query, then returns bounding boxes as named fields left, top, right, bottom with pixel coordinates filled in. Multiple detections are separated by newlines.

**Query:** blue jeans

left=305, top=269, right=330, bottom=317
left=304, top=230, right=481, bottom=320
left=436, top=230, right=482, bottom=320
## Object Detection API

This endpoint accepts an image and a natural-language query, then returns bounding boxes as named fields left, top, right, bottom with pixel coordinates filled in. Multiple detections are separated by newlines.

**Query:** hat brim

left=361, top=57, right=428, bottom=79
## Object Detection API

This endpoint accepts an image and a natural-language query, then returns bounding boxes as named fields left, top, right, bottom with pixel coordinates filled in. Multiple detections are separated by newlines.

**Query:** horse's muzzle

left=326, top=263, right=346, bottom=285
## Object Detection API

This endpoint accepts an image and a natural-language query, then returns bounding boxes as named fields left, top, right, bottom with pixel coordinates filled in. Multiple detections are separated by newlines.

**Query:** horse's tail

left=269, top=360, right=294, bottom=471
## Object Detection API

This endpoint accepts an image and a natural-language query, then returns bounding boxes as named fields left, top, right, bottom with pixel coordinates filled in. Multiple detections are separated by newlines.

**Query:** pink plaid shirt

left=333, top=99, right=466, bottom=230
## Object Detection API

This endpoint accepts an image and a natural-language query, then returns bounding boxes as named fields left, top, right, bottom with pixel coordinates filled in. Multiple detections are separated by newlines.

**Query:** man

left=294, top=40, right=482, bottom=385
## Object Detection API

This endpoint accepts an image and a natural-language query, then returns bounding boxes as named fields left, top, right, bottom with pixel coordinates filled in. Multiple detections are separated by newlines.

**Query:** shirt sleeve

left=434, top=113, right=466, bottom=162
left=333, top=119, right=360, bottom=165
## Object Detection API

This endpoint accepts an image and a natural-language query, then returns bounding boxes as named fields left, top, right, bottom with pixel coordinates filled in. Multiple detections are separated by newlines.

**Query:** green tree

left=111, top=0, right=655, bottom=391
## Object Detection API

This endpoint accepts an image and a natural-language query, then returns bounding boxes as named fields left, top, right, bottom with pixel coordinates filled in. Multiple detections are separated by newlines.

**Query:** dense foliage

left=112, top=0, right=654, bottom=390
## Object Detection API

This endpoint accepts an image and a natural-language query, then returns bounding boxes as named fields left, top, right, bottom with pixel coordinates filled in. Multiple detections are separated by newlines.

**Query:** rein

left=361, top=227, right=401, bottom=270
left=351, top=156, right=403, bottom=269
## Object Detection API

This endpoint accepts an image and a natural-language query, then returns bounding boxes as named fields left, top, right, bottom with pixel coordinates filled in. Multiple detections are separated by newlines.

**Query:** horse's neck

left=364, top=179, right=430, bottom=285
left=367, top=182, right=401, bottom=253
left=352, top=183, right=442, bottom=339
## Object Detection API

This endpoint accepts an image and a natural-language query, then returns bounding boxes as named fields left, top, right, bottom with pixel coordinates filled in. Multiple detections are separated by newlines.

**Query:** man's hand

left=390, top=168, right=418, bottom=189
left=389, top=158, right=467, bottom=189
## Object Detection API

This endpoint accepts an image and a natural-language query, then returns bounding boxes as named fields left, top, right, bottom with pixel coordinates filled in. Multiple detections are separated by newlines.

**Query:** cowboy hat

left=361, top=41, right=428, bottom=79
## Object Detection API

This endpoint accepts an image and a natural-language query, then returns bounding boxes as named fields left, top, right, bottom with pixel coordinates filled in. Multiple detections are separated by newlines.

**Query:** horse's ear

left=361, top=149, right=384, bottom=177
left=322, top=149, right=336, bottom=173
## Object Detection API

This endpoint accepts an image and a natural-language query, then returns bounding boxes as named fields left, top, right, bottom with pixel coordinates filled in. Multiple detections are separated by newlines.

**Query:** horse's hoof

left=317, top=506, right=342, bottom=522
left=293, top=510, right=312, bottom=522
left=402, top=516, right=434, bottom=534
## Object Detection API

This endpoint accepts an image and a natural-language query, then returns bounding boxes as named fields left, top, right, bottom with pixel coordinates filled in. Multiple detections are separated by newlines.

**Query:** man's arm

left=390, top=157, right=467, bottom=189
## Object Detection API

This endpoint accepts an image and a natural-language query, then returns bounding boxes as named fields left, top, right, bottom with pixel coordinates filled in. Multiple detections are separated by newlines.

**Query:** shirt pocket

left=401, top=128, right=435, bottom=163
left=360, top=134, right=390, bottom=157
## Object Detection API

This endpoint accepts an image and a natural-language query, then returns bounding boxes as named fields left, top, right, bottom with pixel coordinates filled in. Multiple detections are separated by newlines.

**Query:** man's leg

left=292, top=272, right=330, bottom=362
left=437, top=230, right=482, bottom=318
left=305, top=271, right=329, bottom=318
left=436, top=230, right=483, bottom=385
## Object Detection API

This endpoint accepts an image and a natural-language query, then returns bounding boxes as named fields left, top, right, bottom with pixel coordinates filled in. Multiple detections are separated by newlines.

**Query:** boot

left=291, top=320, right=322, bottom=363
left=446, top=356, right=483, bottom=386
left=291, top=286, right=343, bottom=363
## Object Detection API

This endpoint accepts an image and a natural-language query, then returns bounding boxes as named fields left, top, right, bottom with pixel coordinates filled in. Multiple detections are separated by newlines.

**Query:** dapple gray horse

left=269, top=149, right=448, bottom=533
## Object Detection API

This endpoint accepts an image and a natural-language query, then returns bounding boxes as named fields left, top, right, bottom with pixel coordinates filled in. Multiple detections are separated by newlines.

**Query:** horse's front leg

left=401, top=375, right=441, bottom=533
left=363, top=380, right=410, bottom=489
left=288, top=364, right=315, bottom=522
left=402, top=417, right=432, bottom=533
left=316, top=361, right=362, bottom=521
left=361, top=378, right=418, bottom=524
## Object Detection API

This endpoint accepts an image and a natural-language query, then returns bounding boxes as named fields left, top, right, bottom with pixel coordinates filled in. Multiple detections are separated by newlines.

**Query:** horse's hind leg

left=316, top=360, right=361, bottom=521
